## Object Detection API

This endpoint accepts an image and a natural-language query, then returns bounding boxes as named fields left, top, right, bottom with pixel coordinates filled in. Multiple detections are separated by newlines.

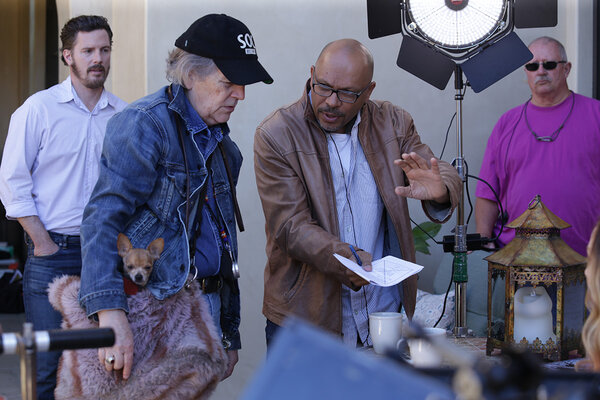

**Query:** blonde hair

left=582, top=221, right=600, bottom=370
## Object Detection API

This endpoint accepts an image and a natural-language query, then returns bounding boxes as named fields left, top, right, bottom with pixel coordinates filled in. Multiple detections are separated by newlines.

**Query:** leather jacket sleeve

left=254, top=125, right=361, bottom=289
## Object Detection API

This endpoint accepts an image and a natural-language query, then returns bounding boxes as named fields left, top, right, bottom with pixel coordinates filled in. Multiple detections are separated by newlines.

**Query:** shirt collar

left=183, top=92, right=208, bottom=133
left=56, top=75, right=119, bottom=112
left=350, top=112, right=361, bottom=136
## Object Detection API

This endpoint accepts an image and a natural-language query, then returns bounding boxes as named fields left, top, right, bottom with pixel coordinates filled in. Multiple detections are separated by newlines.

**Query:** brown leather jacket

left=254, top=83, right=461, bottom=335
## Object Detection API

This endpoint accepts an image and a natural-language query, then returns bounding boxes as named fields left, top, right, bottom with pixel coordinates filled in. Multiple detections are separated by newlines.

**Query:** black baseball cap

left=175, top=14, right=273, bottom=85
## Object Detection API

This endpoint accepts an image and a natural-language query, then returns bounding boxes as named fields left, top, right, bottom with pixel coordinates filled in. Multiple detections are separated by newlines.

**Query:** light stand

left=1, top=323, right=114, bottom=400
left=452, top=65, right=468, bottom=336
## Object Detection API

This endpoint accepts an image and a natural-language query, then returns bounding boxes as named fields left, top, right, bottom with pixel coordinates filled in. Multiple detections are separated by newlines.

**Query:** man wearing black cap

left=80, top=14, right=272, bottom=381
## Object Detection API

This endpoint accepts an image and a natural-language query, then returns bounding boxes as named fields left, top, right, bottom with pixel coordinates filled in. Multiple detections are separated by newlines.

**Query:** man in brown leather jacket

left=254, top=39, right=461, bottom=347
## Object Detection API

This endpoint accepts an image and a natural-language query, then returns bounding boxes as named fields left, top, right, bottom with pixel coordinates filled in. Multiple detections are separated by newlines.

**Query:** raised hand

left=394, top=152, right=448, bottom=204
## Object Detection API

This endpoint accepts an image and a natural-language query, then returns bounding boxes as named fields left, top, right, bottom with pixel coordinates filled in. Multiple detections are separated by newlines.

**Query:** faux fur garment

left=48, top=275, right=227, bottom=400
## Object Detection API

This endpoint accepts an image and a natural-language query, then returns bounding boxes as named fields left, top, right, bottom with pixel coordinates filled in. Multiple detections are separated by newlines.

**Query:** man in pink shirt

left=476, top=36, right=600, bottom=256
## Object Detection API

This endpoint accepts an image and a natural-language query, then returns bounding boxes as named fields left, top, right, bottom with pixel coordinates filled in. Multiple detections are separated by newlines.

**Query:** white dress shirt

left=326, top=113, right=402, bottom=347
left=328, top=113, right=452, bottom=347
left=0, top=76, right=127, bottom=235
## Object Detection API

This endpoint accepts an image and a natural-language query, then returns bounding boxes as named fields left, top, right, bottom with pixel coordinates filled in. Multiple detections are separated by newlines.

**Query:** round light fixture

left=406, top=0, right=508, bottom=52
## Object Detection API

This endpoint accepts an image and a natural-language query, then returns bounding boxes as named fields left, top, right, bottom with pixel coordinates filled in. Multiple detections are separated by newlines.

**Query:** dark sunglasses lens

left=526, top=61, right=560, bottom=71
left=525, top=63, right=539, bottom=71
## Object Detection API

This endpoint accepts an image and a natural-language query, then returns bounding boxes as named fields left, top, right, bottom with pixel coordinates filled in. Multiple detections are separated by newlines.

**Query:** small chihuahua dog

left=117, top=233, right=164, bottom=287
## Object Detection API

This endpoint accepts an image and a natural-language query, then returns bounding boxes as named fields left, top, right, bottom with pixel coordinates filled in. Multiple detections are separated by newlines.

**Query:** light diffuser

left=406, top=0, right=507, bottom=49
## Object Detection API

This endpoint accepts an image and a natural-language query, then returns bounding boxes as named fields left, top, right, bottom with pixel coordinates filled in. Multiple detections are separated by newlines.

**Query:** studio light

left=405, top=0, right=507, bottom=57
left=367, top=0, right=557, bottom=91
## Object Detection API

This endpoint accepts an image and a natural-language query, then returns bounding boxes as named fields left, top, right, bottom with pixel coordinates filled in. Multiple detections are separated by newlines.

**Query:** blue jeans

left=23, top=232, right=82, bottom=400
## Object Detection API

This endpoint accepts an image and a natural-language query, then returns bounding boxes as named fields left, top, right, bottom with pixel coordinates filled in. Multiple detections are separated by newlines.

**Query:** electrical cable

left=464, top=159, right=473, bottom=225
left=434, top=259, right=454, bottom=328
left=410, top=216, right=442, bottom=244
left=466, top=174, right=505, bottom=243
left=439, top=85, right=467, bottom=160
left=328, top=133, right=371, bottom=344
left=439, top=112, right=455, bottom=160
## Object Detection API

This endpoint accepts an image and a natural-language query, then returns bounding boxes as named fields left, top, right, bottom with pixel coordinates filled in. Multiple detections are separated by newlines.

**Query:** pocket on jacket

left=282, top=262, right=308, bottom=302
left=124, top=207, right=161, bottom=243
left=150, top=234, right=185, bottom=286
left=166, top=164, right=206, bottom=199
left=162, top=165, right=205, bottom=222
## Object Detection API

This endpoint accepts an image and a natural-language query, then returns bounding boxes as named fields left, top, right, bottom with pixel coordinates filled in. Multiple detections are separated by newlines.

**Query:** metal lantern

left=485, top=195, right=586, bottom=361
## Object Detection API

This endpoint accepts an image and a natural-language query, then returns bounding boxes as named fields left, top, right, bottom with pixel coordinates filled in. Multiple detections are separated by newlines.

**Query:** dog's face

left=117, top=233, right=164, bottom=287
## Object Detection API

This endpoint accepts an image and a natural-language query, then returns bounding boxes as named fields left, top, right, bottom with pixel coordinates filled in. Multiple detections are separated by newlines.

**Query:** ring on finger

left=105, top=355, right=115, bottom=365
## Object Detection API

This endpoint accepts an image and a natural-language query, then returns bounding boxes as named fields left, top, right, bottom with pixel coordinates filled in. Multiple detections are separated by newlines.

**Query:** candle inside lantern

left=513, top=286, right=556, bottom=344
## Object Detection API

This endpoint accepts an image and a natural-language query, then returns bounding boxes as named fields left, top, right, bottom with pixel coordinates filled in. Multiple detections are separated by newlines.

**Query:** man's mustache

left=535, top=76, right=550, bottom=84
left=318, top=106, right=343, bottom=117
left=88, top=65, right=105, bottom=73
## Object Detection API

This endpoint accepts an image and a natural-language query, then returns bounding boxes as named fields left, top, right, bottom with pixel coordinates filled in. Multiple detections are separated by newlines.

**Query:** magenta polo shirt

left=476, top=92, right=600, bottom=256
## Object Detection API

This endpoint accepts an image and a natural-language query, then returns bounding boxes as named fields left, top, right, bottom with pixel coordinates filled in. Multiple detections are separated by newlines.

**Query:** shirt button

left=354, top=310, right=359, bottom=315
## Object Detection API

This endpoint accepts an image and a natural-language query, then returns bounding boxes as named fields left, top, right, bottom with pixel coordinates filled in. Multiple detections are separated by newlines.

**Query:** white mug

left=369, top=312, right=403, bottom=355
left=408, top=327, right=447, bottom=367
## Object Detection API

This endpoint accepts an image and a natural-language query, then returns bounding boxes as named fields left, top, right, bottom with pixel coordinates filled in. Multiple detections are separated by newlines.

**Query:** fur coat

left=48, top=275, right=227, bottom=400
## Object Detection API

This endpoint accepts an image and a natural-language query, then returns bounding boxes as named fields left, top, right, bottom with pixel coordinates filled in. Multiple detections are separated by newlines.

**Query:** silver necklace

left=523, top=91, right=575, bottom=142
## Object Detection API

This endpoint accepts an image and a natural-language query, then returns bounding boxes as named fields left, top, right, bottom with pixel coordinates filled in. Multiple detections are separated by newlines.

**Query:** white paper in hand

left=334, top=254, right=424, bottom=287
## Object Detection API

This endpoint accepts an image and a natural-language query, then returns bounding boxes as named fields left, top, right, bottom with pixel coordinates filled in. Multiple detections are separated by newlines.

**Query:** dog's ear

left=117, top=233, right=133, bottom=258
left=147, top=238, right=164, bottom=260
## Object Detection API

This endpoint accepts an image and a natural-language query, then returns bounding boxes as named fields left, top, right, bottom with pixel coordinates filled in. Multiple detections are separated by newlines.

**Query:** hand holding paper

left=334, top=254, right=423, bottom=287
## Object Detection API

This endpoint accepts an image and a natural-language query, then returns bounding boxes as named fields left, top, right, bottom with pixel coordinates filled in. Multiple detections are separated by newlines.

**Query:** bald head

left=309, top=39, right=376, bottom=133
left=315, top=39, right=374, bottom=82
left=528, top=36, right=568, bottom=62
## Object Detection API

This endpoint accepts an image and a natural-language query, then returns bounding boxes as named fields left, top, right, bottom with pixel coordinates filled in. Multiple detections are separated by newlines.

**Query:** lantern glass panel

left=564, top=280, right=586, bottom=337
left=489, top=270, right=506, bottom=341
left=513, top=283, right=557, bottom=344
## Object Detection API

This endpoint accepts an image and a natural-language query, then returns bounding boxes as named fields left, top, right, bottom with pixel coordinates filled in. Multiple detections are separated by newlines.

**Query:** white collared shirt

left=325, top=113, right=402, bottom=347
left=0, top=76, right=127, bottom=234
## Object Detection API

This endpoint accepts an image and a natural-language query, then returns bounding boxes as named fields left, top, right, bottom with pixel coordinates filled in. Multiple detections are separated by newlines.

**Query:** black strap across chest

left=166, top=85, right=245, bottom=262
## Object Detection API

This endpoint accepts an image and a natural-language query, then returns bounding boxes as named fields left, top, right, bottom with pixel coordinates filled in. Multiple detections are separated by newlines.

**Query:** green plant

left=412, top=221, right=442, bottom=255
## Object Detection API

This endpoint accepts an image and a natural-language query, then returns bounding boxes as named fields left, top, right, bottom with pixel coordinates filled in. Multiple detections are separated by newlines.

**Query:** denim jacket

left=79, top=84, right=242, bottom=348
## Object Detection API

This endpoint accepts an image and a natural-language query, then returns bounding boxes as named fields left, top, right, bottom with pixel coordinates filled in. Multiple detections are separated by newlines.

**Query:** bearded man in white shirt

left=0, top=15, right=126, bottom=400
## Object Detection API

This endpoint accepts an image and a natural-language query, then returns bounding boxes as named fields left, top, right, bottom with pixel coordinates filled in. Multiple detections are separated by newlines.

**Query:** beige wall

left=0, top=0, right=46, bottom=155
left=50, top=1, right=596, bottom=399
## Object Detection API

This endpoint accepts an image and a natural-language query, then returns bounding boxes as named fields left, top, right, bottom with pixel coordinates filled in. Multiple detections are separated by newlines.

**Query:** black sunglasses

left=525, top=60, right=566, bottom=71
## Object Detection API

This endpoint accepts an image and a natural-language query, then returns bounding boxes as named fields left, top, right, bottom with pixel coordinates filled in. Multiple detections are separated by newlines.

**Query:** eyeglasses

left=311, top=71, right=371, bottom=104
left=525, top=61, right=567, bottom=71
